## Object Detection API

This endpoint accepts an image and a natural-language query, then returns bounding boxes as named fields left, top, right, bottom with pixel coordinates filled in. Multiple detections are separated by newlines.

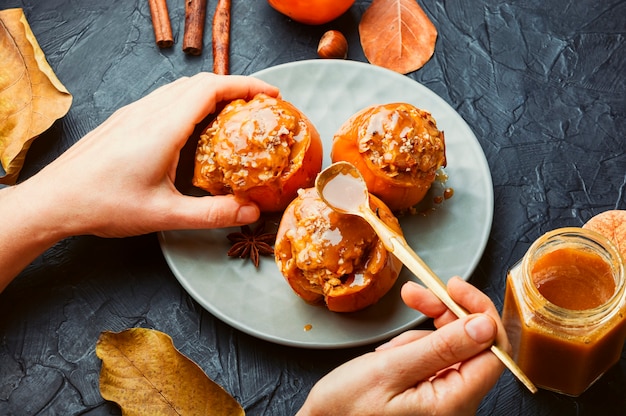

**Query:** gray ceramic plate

left=159, top=60, right=493, bottom=349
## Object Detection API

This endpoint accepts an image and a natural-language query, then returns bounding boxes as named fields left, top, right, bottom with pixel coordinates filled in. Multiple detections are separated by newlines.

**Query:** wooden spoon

left=315, top=161, right=537, bottom=394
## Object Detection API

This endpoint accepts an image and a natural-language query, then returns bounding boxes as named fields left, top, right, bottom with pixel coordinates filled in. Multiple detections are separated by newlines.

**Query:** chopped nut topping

left=194, top=95, right=301, bottom=192
left=355, top=104, right=445, bottom=182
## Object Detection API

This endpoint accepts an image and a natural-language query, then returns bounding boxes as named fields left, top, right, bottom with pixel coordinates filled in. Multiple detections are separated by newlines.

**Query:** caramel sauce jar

left=502, top=227, right=626, bottom=396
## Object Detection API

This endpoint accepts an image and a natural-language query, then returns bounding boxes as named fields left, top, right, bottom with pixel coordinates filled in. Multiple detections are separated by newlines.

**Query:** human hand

left=297, top=277, right=505, bottom=416
left=20, top=73, right=279, bottom=239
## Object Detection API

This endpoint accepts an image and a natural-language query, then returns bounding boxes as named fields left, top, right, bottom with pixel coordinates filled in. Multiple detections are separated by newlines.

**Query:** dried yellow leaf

left=0, top=8, right=72, bottom=185
left=96, top=328, right=245, bottom=416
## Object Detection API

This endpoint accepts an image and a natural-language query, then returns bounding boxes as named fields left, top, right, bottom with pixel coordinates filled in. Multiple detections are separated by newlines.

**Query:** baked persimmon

left=193, top=93, right=323, bottom=212
left=275, top=187, right=403, bottom=313
left=267, top=0, right=355, bottom=25
left=331, top=103, right=446, bottom=211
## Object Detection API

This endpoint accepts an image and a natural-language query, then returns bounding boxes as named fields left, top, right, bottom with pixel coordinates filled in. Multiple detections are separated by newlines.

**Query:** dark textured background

left=1, top=0, right=625, bottom=414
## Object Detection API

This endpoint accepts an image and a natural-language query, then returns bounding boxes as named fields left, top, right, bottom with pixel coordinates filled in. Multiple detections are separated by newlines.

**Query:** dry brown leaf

left=96, top=328, right=245, bottom=416
left=0, top=8, right=72, bottom=185
left=359, top=0, right=437, bottom=74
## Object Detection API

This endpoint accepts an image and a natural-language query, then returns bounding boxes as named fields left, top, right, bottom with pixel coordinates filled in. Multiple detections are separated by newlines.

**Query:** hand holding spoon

left=315, top=161, right=537, bottom=394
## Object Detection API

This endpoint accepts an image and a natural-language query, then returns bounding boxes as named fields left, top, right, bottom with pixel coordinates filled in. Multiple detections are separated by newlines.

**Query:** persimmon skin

left=275, top=188, right=403, bottom=313
left=192, top=94, right=323, bottom=212
left=267, top=0, right=355, bottom=25
left=331, top=103, right=446, bottom=211
left=245, top=133, right=323, bottom=212
left=331, top=135, right=431, bottom=211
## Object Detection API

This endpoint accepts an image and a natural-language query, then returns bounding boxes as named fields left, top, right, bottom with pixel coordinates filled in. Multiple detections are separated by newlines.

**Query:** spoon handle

left=361, top=209, right=538, bottom=393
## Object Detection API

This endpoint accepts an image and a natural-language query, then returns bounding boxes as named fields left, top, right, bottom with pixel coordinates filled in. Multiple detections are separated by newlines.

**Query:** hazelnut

left=317, top=30, right=348, bottom=59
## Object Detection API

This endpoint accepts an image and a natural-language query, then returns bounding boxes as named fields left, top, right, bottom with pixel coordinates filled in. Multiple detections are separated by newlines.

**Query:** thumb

left=160, top=194, right=261, bottom=230
left=381, top=314, right=497, bottom=387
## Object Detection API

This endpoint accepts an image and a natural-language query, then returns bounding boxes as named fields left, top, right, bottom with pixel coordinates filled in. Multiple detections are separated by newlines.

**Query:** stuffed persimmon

left=193, top=93, right=323, bottom=212
left=331, top=103, right=446, bottom=211
left=275, top=187, right=403, bottom=313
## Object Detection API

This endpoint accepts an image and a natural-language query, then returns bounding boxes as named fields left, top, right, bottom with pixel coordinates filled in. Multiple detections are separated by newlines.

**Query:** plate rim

left=159, top=59, right=494, bottom=349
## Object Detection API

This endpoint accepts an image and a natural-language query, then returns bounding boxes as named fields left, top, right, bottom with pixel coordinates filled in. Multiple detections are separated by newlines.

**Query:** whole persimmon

left=331, top=103, right=446, bottom=211
left=275, top=187, right=403, bottom=313
left=192, top=93, right=323, bottom=212
left=267, top=0, right=355, bottom=25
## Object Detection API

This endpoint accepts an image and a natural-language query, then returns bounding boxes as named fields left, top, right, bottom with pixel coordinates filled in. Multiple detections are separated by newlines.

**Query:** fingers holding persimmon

left=331, top=103, right=446, bottom=211
left=192, top=93, right=323, bottom=212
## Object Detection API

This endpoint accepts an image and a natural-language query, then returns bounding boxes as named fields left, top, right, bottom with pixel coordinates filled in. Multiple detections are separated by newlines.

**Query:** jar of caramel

left=502, top=227, right=626, bottom=396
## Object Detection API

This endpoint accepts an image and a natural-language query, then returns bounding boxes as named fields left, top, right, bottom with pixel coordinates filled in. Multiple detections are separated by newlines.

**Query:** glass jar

left=502, top=227, right=626, bottom=396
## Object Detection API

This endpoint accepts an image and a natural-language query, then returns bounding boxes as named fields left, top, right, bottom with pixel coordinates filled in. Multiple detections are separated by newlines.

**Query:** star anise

left=226, top=220, right=276, bottom=268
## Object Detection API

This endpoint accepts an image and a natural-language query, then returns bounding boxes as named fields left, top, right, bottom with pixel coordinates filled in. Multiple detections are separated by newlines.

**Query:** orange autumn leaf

left=0, top=8, right=72, bottom=185
left=96, top=328, right=245, bottom=416
left=583, top=210, right=626, bottom=259
left=359, top=0, right=437, bottom=74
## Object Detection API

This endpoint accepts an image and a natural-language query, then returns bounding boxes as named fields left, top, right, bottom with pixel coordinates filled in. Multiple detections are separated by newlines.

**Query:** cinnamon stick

left=148, top=0, right=173, bottom=48
left=212, top=0, right=231, bottom=75
left=183, top=0, right=208, bottom=55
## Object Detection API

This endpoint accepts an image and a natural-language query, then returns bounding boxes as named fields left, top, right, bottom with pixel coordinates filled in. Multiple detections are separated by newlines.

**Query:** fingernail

left=236, top=204, right=259, bottom=223
left=465, top=315, right=496, bottom=344
left=403, top=280, right=421, bottom=289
